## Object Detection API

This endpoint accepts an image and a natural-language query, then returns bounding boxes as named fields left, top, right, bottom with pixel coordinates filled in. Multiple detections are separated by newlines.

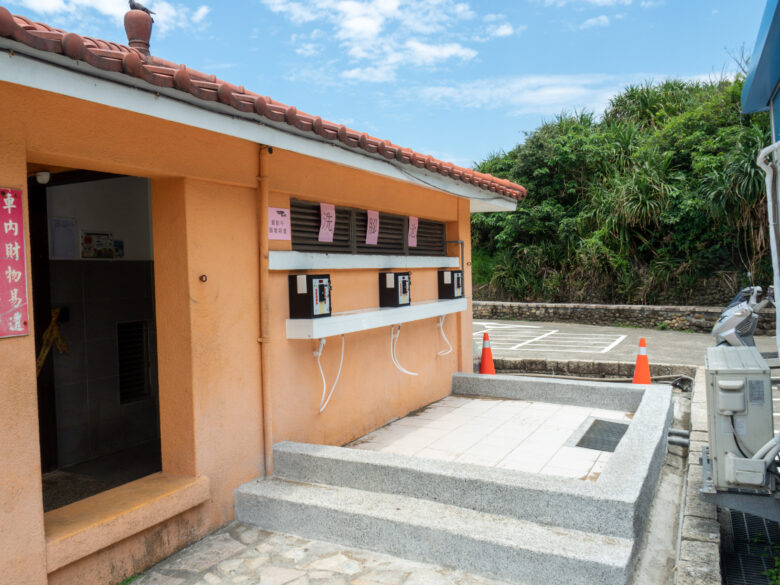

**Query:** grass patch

left=471, top=247, right=500, bottom=289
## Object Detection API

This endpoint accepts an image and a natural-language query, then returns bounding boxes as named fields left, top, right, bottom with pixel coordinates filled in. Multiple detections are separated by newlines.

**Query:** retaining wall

left=473, top=301, right=775, bottom=335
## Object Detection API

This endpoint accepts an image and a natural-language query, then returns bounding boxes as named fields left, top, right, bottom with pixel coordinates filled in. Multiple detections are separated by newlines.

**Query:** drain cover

left=576, top=419, right=628, bottom=452
left=723, top=510, right=780, bottom=585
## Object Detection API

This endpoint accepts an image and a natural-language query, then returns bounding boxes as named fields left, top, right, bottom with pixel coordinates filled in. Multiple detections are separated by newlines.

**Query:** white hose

left=390, top=325, right=418, bottom=376
left=316, top=335, right=345, bottom=413
left=437, top=315, right=453, bottom=356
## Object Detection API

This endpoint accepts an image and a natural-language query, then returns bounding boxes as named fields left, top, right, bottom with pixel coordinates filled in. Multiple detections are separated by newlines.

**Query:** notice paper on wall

left=268, top=207, right=291, bottom=241
left=318, top=203, right=335, bottom=243
left=366, top=210, right=379, bottom=245
left=49, top=217, right=79, bottom=260
left=408, top=216, right=418, bottom=248
left=0, top=188, right=29, bottom=338
left=81, top=231, right=114, bottom=259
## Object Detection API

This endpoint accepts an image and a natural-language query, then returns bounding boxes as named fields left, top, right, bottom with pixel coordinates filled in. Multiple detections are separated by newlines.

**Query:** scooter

left=712, top=282, right=774, bottom=347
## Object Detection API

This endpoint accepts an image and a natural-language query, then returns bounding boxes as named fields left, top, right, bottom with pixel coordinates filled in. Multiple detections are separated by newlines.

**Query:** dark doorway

left=29, top=169, right=162, bottom=511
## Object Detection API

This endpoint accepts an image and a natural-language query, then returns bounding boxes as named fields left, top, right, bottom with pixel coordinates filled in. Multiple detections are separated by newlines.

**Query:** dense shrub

left=472, top=77, right=771, bottom=305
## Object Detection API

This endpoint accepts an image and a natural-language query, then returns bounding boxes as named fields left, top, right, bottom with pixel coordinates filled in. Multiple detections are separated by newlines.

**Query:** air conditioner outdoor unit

left=702, top=346, right=779, bottom=494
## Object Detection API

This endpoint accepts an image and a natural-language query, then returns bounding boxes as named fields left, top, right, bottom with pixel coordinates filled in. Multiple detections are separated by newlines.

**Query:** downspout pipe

left=257, top=147, right=274, bottom=476
left=757, top=139, right=780, bottom=355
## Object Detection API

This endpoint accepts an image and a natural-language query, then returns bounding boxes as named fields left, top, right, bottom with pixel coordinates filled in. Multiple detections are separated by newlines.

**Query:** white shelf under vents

left=286, top=298, right=468, bottom=339
left=269, top=251, right=460, bottom=271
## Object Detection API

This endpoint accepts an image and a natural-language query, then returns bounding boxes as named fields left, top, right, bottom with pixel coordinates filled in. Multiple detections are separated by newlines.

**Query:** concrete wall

left=474, top=301, right=775, bottom=334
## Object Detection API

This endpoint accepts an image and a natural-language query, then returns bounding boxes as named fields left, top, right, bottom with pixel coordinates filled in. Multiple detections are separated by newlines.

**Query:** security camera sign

left=0, top=188, right=29, bottom=338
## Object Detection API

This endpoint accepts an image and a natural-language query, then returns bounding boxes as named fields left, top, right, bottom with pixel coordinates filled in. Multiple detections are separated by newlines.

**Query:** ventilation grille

left=576, top=419, right=629, bottom=452
left=290, top=199, right=352, bottom=253
left=722, top=510, right=780, bottom=585
left=411, top=219, right=447, bottom=256
left=291, top=199, right=445, bottom=256
left=117, top=321, right=150, bottom=404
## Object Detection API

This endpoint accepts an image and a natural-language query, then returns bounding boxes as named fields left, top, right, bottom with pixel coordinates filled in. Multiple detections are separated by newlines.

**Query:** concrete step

left=272, top=440, right=636, bottom=539
left=235, top=477, right=634, bottom=585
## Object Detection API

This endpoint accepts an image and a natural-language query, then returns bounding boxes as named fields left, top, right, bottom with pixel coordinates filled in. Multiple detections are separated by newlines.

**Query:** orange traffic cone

left=632, top=338, right=651, bottom=384
left=479, top=332, right=496, bottom=375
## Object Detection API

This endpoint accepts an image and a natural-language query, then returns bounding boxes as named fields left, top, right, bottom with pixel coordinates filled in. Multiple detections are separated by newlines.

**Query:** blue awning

left=742, top=0, right=780, bottom=114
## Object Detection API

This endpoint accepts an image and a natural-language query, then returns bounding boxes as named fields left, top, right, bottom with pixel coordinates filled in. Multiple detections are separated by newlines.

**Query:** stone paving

left=135, top=523, right=511, bottom=585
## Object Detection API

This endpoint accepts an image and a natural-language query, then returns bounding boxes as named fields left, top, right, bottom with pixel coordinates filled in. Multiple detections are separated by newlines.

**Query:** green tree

left=472, top=77, right=771, bottom=304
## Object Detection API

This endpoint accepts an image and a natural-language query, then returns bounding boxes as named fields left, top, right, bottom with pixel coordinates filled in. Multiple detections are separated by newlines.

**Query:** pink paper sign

left=318, top=203, right=336, bottom=243
left=408, top=216, right=418, bottom=248
left=365, top=210, right=379, bottom=245
left=268, top=207, right=291, bottom=241
left=0, top=188, right=29, bottom=338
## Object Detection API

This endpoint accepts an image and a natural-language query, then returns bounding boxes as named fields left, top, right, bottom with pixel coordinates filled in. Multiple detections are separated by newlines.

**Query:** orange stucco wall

left=264, top=150, right=473, bottom=447
left=0, top=79, right=473, bottom=585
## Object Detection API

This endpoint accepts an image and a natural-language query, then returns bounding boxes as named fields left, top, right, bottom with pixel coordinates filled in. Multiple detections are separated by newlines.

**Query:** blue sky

left=3, top=0, right=769, bottom=168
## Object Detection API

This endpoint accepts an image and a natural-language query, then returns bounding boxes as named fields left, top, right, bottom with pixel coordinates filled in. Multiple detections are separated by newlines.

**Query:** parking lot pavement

left=472, top=319, right=778, bottom=367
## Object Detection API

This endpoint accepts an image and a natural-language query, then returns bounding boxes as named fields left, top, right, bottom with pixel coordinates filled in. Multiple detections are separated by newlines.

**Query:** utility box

left=705, top=346, right=773, bottom=489
left=288, top=274, right=332, bottom=319
left=379, top=272, right=411, bottom=307
left=438, top=270, right=464, bottom=299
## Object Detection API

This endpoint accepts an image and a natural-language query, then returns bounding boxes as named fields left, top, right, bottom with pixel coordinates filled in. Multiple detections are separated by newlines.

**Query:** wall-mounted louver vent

left=117, top=321, right=150, bottom=404
left=410, top=219, right=446, bottom=256
left=290, top=199, right=352, bottom=253
left=290, top=199, right=446, bottom=256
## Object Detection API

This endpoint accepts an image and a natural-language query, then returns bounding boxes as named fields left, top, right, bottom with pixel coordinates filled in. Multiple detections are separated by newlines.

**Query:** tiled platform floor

left=347, top=396, right=633, bottom=480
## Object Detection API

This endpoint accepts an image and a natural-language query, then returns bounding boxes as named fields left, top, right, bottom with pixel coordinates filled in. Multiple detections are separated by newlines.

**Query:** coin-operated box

left=289, top=274, right=332, bottom=318
left=438, top=270, right=464, bottom=299
left=379, top=272, right=411, bottom=307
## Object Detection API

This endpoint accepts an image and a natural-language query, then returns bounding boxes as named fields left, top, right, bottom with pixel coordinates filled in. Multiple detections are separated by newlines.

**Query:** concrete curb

left=452, top=372, right=646, bottom=412
left=272, top=440, right=636, bottom=538
left=453, top=374, right=674, bottom=549
left=675, top=366, right=721, bottom=585
left=492, top=358, right=698, bottom=380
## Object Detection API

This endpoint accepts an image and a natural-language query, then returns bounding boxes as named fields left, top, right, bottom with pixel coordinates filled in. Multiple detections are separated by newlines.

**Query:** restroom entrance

left=28, top=169, right=161, bottom=511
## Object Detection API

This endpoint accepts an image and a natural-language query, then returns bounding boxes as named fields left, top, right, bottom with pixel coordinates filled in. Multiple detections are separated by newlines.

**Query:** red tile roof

left=0, top=7, right=526, bottom=201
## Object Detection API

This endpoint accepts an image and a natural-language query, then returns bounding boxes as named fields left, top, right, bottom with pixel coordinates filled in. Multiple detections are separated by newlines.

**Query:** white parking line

left=601, top=335, right=628, bottom=354
left=473, top=322, right=542, bottom=329
left=472, top=324, right=628, bottom=355
left=511, top=330, right=559, bottom=350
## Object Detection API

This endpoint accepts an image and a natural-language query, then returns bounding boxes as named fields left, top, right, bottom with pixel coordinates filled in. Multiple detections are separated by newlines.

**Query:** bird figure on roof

left=128, top=0, right=155, bottom=21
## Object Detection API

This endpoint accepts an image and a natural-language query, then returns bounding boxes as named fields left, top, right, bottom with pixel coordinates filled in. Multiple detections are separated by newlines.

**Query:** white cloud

left=342, top=64, right=398, bottom=83
left=405, top=39, right=476, bottom=65
left=7, top=0, right=212, bottom=35
left=262, top=0, right=322, bottom=23
left=413, top=72, right=733, bottom=118
left=261, top=0, right=486, bottom=82
left=414, top=73, right=639, bottom=117
left=295, top=42, right=320, bottom=56
left=580, top=14, right=610, bottom=29
left=192, top=6, right=210, bottom=23
left=488, top=23, right=515, bottom=37
left=537, top=0, right=631, bottom=5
